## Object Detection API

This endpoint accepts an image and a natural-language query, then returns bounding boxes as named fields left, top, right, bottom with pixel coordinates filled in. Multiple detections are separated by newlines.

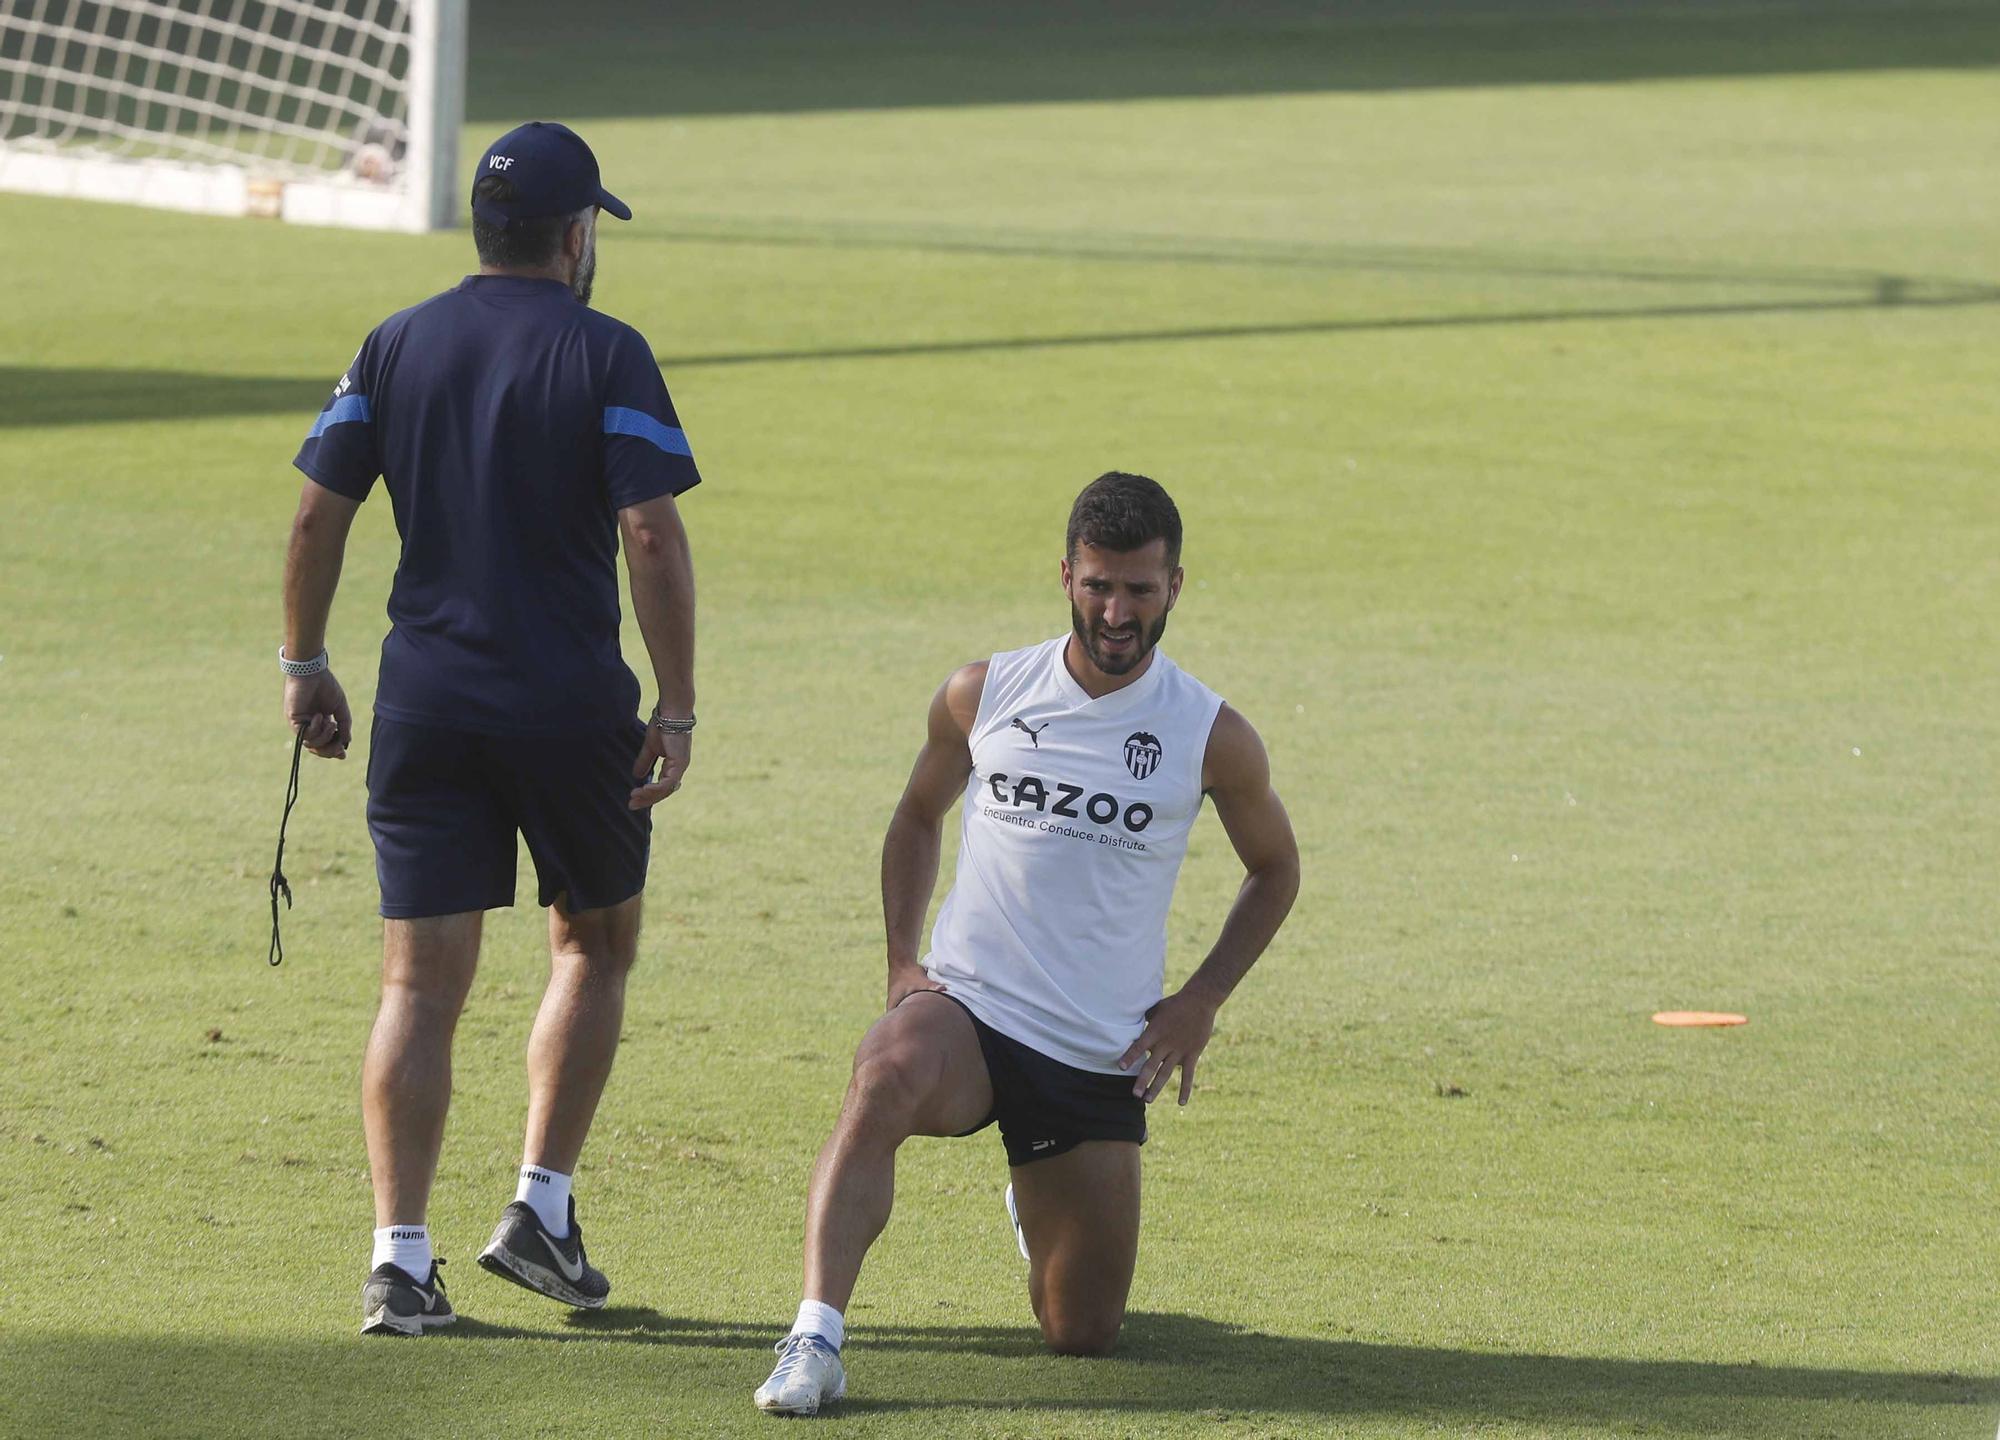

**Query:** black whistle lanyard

left=268, top=727, right=305, bottom=966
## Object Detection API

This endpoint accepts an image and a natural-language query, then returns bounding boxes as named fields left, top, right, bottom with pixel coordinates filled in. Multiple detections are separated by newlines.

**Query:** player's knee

left=550, top=896, right=642, bottom=979
left=844, top=1045, right=930, bottom=1131
left=554, top=941, right=637, bottom=982
left=379, top=966, right=474, bottom=1018
left=1038, top=1309, right=1122, bottom=1357
left=1030, top=1280, right=1124, bottom=1357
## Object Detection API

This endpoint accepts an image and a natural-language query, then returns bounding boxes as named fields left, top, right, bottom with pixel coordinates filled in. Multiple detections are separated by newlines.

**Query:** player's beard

left=1070, top=603, right=1168, bottom=676
left=571, top=227, right=597, bottom=307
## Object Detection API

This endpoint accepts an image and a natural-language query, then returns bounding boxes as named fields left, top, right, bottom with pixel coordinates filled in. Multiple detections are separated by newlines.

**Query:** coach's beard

left=1071, top=604, right=1167, bottom=676
left=572, top=231, right=597, bottom=307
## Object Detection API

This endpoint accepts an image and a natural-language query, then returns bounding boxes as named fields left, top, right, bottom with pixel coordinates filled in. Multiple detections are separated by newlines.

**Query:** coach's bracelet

left=650, top=711, right=696, bottom=734
left=278, top=646, right=329, bottom=678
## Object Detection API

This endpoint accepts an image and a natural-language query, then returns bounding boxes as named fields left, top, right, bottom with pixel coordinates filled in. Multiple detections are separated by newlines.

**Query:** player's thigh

left=848, top=991, right=994, bottom=1138
left=1011, top=1140, right=1141, bottom=1351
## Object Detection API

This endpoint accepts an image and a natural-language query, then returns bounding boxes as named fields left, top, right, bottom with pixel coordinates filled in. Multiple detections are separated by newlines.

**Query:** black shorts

left=365, top=715, right=651, bottom=918
left=919, top=992, right=1147, bottom=1167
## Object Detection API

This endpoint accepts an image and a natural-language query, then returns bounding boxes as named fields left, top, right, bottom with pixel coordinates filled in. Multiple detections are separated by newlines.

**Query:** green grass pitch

left=1, top=3, right=1997, bottom=1435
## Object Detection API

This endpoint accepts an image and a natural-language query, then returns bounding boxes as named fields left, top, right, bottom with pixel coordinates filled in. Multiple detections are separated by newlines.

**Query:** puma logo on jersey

left=1011, top=718, right=1050, bottom=748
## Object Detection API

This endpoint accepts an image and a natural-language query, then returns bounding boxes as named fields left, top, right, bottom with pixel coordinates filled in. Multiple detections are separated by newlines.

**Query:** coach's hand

left=630, top=725, right=691, bottom=809
left=886, top=958, right=945, bottom=1009
left=285, top=671, right=352, bottom=760
left=1119, top=986, right=1220, bottom=1106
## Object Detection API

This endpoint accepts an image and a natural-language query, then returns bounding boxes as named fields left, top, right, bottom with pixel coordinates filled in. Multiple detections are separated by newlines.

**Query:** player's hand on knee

left=1118, top=987, right=1220, bottom=1106
left=286, top=671, right=351, bottom=759
left=886, top=959, right=945, bottom=1009
left=629, top=726, right=691, bottom=809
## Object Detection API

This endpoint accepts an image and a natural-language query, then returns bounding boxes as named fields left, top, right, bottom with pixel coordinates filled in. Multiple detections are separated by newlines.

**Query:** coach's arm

left=880, top=662, right=985, bottom=1008
left=1118, top=705, right=1300, bottom=1105
left=620, top=492, right=697, bottom=809
left=281, top=478, right=361, bottom=760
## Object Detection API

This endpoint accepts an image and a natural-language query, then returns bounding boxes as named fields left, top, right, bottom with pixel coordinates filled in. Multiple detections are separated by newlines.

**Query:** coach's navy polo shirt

left=294, top=275, right=700, bottom=736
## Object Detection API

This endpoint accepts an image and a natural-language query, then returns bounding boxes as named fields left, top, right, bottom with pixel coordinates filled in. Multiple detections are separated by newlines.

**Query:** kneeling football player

left=754, top=472, right=1300, bottom=1413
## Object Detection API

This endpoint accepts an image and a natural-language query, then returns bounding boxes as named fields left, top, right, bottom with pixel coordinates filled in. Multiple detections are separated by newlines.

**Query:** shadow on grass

left=2, top=1311, right=1990, bottom=1434
left=546, top=1309, right=1999, bottom=1426
left=647, top=283, right=2000, bottom=373
left=466, top=0, right=2000, bottom=121
left=0, top=367, right=329, bottom=430
left=631, top=223, right=1997, bottom=293
left=7, top=262, right=1995, bottom=429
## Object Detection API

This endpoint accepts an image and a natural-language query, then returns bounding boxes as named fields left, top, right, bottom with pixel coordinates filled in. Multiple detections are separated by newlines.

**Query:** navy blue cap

left=470, top=121, right=631, bottom=229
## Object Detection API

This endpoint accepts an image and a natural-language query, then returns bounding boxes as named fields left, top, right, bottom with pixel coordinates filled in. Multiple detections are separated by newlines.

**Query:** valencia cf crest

left=1124, top=731, right=1163, bottom=780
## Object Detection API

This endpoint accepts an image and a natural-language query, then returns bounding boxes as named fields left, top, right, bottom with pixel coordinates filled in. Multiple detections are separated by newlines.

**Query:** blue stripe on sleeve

left=306, top=393, right=372, bottom=439
left=603, top=406, right=692, bottom=456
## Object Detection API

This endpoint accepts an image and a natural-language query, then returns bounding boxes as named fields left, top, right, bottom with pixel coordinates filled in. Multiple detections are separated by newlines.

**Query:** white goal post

left=0, top=0, right=467, bottom=232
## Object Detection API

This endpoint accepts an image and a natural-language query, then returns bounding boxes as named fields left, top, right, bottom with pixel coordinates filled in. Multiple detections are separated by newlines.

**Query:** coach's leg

left=1011, top=1141, right=1142, bottom=1356
left=520, top=892, right=644, bottom=1174
left=364, top=912, right=484, bottom=1225
left=802, top=993, right=995, bottom=1311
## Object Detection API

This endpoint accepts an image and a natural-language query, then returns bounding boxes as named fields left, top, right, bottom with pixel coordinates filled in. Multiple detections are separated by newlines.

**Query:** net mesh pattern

left=0, top=0, right=414, bottom=182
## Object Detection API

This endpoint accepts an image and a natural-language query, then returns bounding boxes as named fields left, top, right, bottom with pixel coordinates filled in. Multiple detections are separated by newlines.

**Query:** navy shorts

left=913, top=992, right=1147, bottom=1167
left=365, top=715, right=651, bottom=918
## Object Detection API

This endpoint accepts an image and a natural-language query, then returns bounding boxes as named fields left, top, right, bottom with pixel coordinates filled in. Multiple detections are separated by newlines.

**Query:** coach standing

left=279, top=122, right=700, bottom=1336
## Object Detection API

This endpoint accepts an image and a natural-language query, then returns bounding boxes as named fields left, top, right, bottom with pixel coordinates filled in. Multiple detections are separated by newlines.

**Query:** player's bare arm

left=280, top=478, right=361, bottom=760
left=620, top=491, right=696, bottom=809
left=1116, top=703, right=1299, bottom=1104
left=881, top=662, right=985, bottom=1008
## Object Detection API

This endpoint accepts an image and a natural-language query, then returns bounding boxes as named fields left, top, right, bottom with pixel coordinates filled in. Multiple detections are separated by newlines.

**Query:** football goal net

left=0, top=0, right=466, bottom=231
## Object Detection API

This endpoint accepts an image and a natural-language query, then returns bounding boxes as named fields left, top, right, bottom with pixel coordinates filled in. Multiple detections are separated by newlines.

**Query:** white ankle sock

left=792, top=1299, right=845, bottom=1351
left=373, top=1223, right=432, bottom=1280
left=516, top=1163, right=573, bottom=1237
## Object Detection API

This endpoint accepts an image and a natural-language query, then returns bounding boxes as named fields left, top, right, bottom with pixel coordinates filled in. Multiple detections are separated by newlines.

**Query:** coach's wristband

left=278, top=646, right=329, bottom=678
left=650, top=711, right=696, bottom=734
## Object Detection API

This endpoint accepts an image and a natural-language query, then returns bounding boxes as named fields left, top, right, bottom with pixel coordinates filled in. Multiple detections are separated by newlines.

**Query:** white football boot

left=1004, top=1183, right=1030, bottom=1261
left=754, top=1332, right=846, bottom=1415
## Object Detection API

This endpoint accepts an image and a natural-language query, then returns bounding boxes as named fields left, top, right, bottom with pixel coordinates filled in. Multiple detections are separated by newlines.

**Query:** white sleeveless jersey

left=923, top=636, right=1225, bottom=1073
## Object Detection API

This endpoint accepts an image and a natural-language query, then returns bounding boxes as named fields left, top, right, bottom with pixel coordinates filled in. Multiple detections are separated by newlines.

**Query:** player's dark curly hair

left=470, top=175, right=586, bottom=268
left=1066, top=471, right=1182, bottom=566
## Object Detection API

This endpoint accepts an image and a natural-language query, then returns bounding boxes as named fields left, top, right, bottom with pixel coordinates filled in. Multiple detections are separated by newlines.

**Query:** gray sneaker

left=360, top=1258, right=455, bottom=1336
left=476, top=1199, right=609, bottom=1309
left=754, top=1332, right=846, bottom=1415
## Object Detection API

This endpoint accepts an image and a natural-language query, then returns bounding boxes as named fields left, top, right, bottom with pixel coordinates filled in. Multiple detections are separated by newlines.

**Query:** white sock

left=372, top=1223, right=432, bottom=1280
left=792, top=1299, right=845, bottom=1351
left=515, top=1163, right=573, bottom=1237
